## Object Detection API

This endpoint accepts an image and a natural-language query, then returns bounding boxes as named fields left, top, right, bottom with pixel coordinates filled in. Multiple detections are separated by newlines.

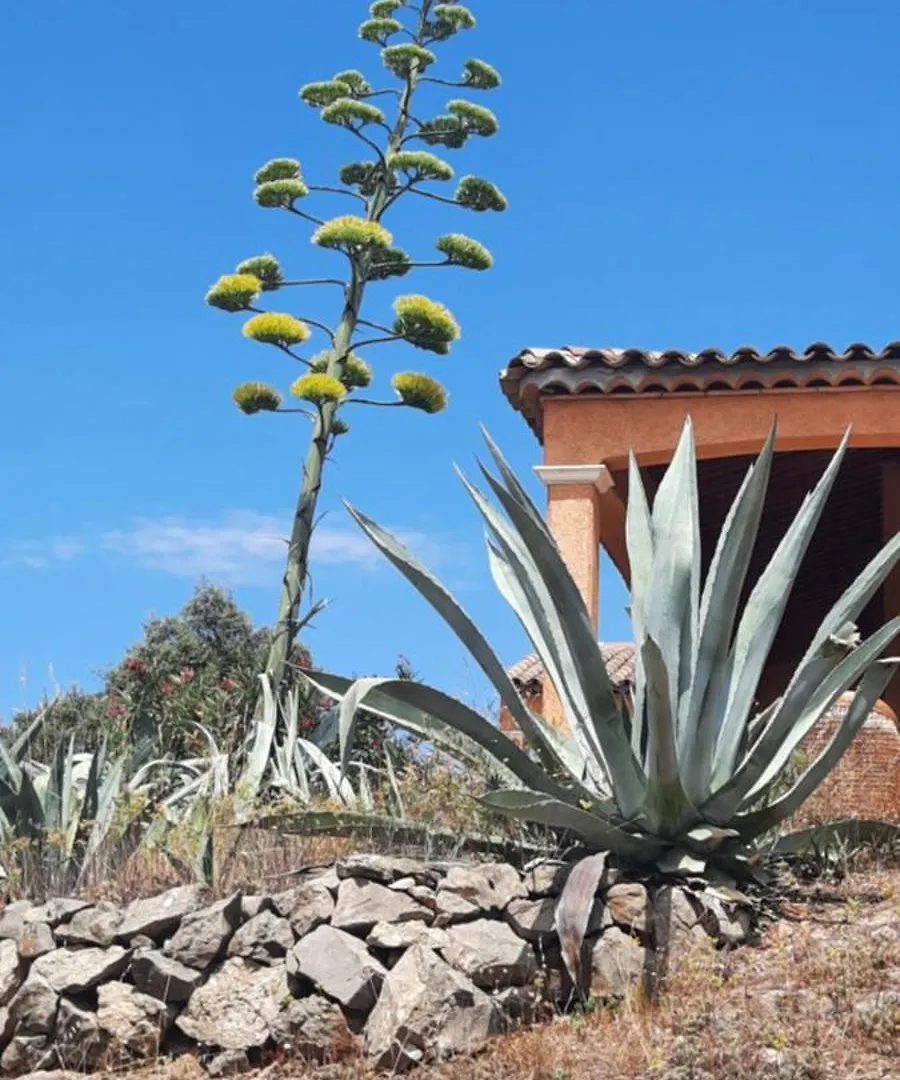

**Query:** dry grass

left=79, top=864, right=899, bottom=1080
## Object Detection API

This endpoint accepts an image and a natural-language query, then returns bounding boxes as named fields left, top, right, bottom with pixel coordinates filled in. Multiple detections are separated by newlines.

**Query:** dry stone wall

left=0, top=855, right=751, bottom=1076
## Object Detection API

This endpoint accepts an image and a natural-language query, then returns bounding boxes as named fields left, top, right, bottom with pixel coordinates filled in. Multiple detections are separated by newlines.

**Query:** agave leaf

left=641, top=637, right=695, bottom=834
left=655, top=849, right=706, bottom=876
left=480, top=425, right=556, bottom=541
left=473, top=461, right=645, bottom=818
left=735, top=659, right=900, bottom=837
left=316, top=671, right=571, bottom=800
left=769, top=818, right=900, bottom=857
left=681, top=423, right=775, bottom=802
left=643, top=418, right=700, bottom=749
left=44, top=738, right=68, bottom=833
left=298, top=738, right=359, bottom=806
left=480, top=790, right=665, bottom=859
left=555, top=852, right=608, bottom=992
left=625, top=452, right=654, bottom=756
left=10, top=703, right=53, bottom=761
left=237, top=673, right=278, bottom=807
left=713, top=427, right=852, bottom=782
left=704, top=619, right=900, bottom=823
left=345, top=502, right=576, bottom=778
left=384, top=745, right=406, bottom=820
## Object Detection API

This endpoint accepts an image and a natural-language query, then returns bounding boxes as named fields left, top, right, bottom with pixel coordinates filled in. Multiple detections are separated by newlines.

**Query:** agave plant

left=305, top=419, right=900, bottom=888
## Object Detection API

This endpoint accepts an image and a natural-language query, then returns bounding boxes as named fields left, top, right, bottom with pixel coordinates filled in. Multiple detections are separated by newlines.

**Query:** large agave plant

left=306, top=419, right=900, bottom=888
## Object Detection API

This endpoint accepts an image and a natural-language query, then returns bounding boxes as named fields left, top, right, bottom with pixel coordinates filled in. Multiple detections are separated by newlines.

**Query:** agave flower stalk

left=207, top=1, right=506, bottom=707
left=305, top=419, right=900, bottom=882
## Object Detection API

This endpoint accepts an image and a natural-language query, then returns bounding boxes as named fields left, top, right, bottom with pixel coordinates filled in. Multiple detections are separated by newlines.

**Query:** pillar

left=533, top=464, right=611, bottom=732
left=882, top=462, right=900, bottom=716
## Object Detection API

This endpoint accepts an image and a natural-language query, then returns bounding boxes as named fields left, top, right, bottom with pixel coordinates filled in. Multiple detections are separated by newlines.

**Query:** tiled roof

left=501, top=342, right=900, bottom=440
left=509, top=642, right=635, bottom=691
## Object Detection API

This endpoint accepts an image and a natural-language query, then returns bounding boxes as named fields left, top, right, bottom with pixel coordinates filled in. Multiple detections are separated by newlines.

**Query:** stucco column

left=533, top=464, right=611, bottom=732
left=882, top=462, right=900, bottom=716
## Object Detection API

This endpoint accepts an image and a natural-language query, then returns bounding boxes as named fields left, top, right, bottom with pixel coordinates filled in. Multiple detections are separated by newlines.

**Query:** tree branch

left=356, top=317, right=395, bottom=336
left=276, top=345, right=313, bottom=368
left=346, top=126, right=388, bottom=166
left=286, top=206, right=325, bottom=226
left=276, top=408, right=317, bottom=419
left=352, top=335, right=402, bottom=349
left=295, top=318, right=337, bottom=343
left=282, top=278, right=348, bottom=289
left=342, top=398, right=404, bottom=408
left=307, top=185, right=367, bottom=205
left=405, top=187, right=460, bottom=208
left=420, top=77, right=467, bottom=89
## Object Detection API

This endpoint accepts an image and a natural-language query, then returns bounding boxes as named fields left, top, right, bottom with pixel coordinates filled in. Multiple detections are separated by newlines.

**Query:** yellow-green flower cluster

left=243, top=313, right=311, bottom=347
left=340, top=161, right=382, bottom=196
left=235, top=254, right=283, bottom=291
left=331, top=417, right=351, bottom=436
left=322, top=99, right=385, bottom=128
left=359, top=17, right=402, bottom=43
left=311, top=351, right=372, bottom=389
left=434, top=5, right=476, bottom=32
left=255, top=159, right=302, bottom=184
left=393, top=295, right=460, bottom=355
left=436, top=233, right=493, bottom=271
left=455, top=175, right=507, bottom=212
left=392, top=372, right=448, bottom=414
left=313, top=216, right=393, bottom=253
left=300, top=80, right=352, bottom=108
left=419, top=115, right=467, bottom=149
left=333, top=70, right=372, bottom=97
left=255, top=179, right=308, bottom=209
left=448, top=99, right=498, bottom=137
left=370, top=0, right=402, bottom=16
left=388, top=151, right=453, bottom=182
left=382, top=44, right=436, bottom=79
left=206, top=274, right=261, bottom=312
left=232, top=382, right=283, bottom=415
left=290, top=373, right=347, bottom=406
left=368, top=247, right=412, bottom=281
left=462, top=59, right=501, bottom=91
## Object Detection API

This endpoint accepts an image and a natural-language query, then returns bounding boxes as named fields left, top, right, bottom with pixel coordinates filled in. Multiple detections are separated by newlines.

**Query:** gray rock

left=23, top=900, right=90, bottom=928
left=494, top=984, right=546, bottom=1028
left=130, top=948, right=203, bottom=1003
left=1, top=1034, right=53, bottom=1075
left=240, top=896, right=270, bottom=921
left=269, top=995, right=353, bottom=1062
left=176, top=958, right=287, bottom=1051
left=96, top=982, right=173, bottom=1061
left=337, top=853, right=428, bottom=886
left=31, top=946, right=129, bottom=994
left=0, top=939, right=23, bottom=1005
left=331, top=878, right=431, bottom=935
left=697, top=890, right=751, bottom=946
left=118, top=885, right=201, bottom=943
left=17, top=923, right=54, bottom=961
left=55, top=997, right=105, bottom=1071
left=437, top=863, right=526, bottom=915
left=55, top=903, right=122, bottom=948
left=441, top=920, right=536, bottom=989
left=0, top=902, right=32, bottom=942
left=605, top=883, right=649, bottom=934
left=8, top=974, right=58, bottom=1034
left=207, top=1049, right=252, bottom=1076
left=365, top=942, right=499, bottom=1071
left=288, top=925, right=386, bottom=1013
left=166, top=893, right=242, bottom=970
left=432, top=889, right=480, bottom=927
left=523, top=861, right=570, bottom=898
left=367, top=921, right=450, bottom=953
left=505, top=897, right=557, bottom=943
left=590, top=927, right=646, bottom=998
left=10, top=1072, right=81, bottom=1080
left=228, top=910, right=294, bottom=964
left=272, top=881, right=334, bottom=939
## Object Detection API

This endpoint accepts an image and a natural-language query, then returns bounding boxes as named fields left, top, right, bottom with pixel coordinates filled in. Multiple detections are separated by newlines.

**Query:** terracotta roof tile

left=501, top=342, right=900, bottom=440
left=509, top=642, right=635, bottom=690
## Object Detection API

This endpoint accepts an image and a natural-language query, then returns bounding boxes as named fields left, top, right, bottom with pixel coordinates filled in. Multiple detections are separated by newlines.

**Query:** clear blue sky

left=4, top=0, right=900, bottom=720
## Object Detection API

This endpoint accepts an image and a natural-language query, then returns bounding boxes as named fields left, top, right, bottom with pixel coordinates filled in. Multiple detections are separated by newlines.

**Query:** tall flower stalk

left=206, top=1, right=505, bottom=700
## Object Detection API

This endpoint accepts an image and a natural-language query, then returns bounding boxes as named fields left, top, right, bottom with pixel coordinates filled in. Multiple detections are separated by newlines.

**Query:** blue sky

left=4, top=0, right=900, bottom=720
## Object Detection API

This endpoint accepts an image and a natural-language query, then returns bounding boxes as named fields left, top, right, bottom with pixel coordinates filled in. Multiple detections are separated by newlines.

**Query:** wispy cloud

left=2, top=512, right=454, bottom=586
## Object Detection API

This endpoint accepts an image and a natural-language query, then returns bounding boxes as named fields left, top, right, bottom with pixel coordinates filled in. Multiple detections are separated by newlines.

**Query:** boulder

left=54, top=997, right=105, bottom=1070
left=432, top=890, right=480, bottom=927
left=523, top=861, right=571, bottom=898
left=337, top=854, right=428, bottom=885
left=207, top=1049, right=252, bottom=1077
left=228, top=911, right=294, bottom=965
left=696, top=890, right=751, bottom=946
left=605, top=883, right=649, bottom=934
left=0, top=939, right=23, bottom=1006
left=118, top=885, right=201, bottom=943
left=288, top=925, right=386, bottom=1013
left=165, top=894, right=242, bottom=970
left=331, top=878, right=431, bottom=935
left=272, top=881, right=334, bottom=939
left=8, top=974, right=58, bottom=1034
left=366, top=921, right=450, bottom=952
left=0, top=902, right=32, bottom=942
left=31, top=947, right=129, bottom=995
left=17, top=923, right=54, bottom=961
left=365, top=942, right=499, bottom=1071
left=240, top=896, right=270, bottom=921
left=130, top=949, right=203, bottom=1003
left=269, top=995, right=354, bottom=1062
left=590, top=927, right=646, bottom=998
left=176, top=958, right=287, bottom=1051
left=23, top=900, right=90, bottom=928
left=1, top=1034, right=53, bottom=1075
left=55, top=903, right=122, bottom=948
left=436, top=863, right=525, bottom=916
left=96, top=982, right=173, bottom=1060
left=441, top=920, right=536, bottom=989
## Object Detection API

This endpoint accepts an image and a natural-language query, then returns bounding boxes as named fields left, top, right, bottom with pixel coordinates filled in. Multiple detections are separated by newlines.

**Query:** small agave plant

left=305, top=418, right=900, bottom=968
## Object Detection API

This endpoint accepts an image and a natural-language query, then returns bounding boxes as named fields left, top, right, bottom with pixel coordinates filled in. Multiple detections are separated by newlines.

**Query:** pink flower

left=221, top=678, right=237, bottom=693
